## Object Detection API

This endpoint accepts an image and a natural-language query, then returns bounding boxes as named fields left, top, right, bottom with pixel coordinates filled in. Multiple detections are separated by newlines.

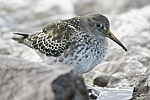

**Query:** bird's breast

left=37, top=33, right=108, bottom=74
left=62, top=36, right=107, bottom=74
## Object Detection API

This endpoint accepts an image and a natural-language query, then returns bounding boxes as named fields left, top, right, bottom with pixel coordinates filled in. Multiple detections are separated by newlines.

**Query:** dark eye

left=96, top=24, right=103, bottom=28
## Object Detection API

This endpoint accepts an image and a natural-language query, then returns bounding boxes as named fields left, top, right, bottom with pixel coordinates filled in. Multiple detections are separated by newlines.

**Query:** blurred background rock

left=0, top=0, right=150, bottom=99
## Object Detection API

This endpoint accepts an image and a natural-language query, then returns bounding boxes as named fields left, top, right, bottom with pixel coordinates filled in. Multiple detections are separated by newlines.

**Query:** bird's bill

left=106, top=30, right=127, bottom=51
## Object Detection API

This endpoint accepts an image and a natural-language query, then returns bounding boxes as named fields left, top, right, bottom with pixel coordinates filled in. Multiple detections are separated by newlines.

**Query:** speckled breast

left=37, top=33, right=108, bottom=74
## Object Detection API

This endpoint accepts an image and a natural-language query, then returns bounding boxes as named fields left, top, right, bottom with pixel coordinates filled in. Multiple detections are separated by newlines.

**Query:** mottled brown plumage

left=12, top=14, right=127, bottom=74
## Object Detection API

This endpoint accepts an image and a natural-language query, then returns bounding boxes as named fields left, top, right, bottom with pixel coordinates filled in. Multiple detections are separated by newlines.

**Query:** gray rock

left=93, top=75, right=120, bottom=87
left=131, top=69, right=150, bottom=100
left=74, top=0, right=150, bottom=15
left=0, top=39, right=12, bottom=55
left=0, top=55, right=89, bottom=100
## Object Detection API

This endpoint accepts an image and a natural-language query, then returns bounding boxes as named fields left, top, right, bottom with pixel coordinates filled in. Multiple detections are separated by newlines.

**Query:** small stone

left=93, top=75, right=120, bottom=87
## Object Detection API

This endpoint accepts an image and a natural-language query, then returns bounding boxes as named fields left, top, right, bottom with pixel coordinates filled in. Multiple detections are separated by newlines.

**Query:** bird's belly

left=68, top=46, right=107, bottom=74
left=38, top=44, right=107, bottom=74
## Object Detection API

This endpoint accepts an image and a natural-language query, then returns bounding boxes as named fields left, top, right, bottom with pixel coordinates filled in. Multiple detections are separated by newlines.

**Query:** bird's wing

left=28, top=21, right=79, bottom=57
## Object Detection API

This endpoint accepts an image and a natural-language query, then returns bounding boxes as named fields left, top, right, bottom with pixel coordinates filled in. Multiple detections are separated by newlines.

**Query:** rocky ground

left=0, top=0, right=150, bottom=100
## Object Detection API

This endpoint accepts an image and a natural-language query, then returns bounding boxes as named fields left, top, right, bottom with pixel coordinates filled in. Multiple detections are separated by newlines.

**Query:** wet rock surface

left=0, top=0, right=150, bottom=100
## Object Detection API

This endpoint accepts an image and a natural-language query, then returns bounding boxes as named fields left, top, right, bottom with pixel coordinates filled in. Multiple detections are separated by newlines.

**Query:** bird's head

left=83, top=14, right=127, bottom=51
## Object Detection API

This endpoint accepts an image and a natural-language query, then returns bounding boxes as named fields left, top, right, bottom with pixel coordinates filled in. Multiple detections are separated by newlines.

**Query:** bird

left=12, top=14, right=127, bottom=74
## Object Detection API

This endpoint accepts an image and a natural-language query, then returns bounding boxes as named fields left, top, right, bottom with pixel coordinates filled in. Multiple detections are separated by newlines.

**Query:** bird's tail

left=12, top=33, right=32, bottom=48
left=12, top=33, right=29, bottom=42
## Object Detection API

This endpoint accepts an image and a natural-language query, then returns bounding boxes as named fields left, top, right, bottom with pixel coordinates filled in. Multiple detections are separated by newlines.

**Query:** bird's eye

left=96, top=24, right=103, bottom=28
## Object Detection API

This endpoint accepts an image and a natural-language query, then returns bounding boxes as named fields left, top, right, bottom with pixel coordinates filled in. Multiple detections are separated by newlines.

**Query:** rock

left=0, top=39, right=12, bottom=55
left=52, top=73, right=89, bottom=100
left=0, top=55, right=89, bottom=100
left=131, top=69, right=150, bottom=100
left=93, top=75, right=120, bottom=87
left=74, top=0, right=150, bottom=15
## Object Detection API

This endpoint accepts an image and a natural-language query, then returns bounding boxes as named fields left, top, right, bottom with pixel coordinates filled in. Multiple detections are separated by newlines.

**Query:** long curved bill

left=106, top=30, right=127, bottom=51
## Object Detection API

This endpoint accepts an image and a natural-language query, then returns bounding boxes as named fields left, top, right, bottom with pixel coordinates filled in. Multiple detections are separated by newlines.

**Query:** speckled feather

left=28, top=18, right=81, bottom=57
left=12, top=14, right=113, bottom=74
